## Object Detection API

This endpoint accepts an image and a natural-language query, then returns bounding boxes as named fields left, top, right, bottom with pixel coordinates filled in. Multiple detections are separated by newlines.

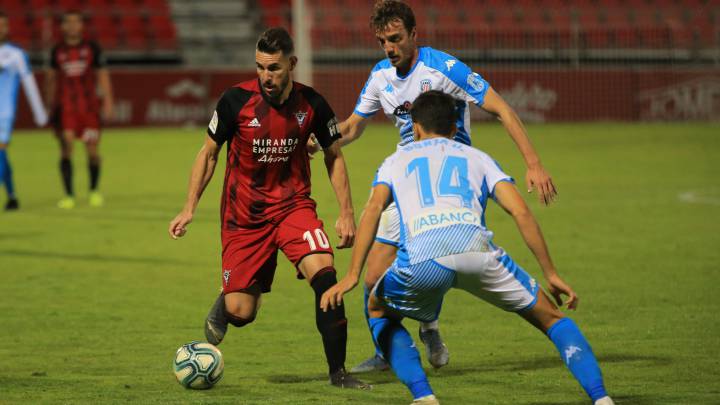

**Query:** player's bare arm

left=307, top=113, right=369, bottom=155
left=168, top=135, right=221, bottom=239
left=97, top=68, right=114, bottom=121
left=493, top=181, right=577, bottom=309
left=321, top=183, right=391, bottom=311
left=337, top=113, right=370, bottom=147
left=481, top=87, right=557, bottom=205
left=322, top=141, right=356, bottom=249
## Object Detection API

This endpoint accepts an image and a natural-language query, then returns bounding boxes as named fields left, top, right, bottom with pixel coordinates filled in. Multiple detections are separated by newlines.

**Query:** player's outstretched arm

left=322, top=142, right=356, bottom=249
left=493, top=181, right=578, bottom=309
left=168, top=135, right=221, bottom=240
left=337, top=113, right=370, bottom=148
left=320, top=184, right=391, bottom=312
left=481, top=88, right=557, bottom=205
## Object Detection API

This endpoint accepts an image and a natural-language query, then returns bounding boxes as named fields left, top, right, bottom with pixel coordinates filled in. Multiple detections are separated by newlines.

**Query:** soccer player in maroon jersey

left=168, top=28, right=369, bottom=389
left=45, top=11, right=114, bottom=209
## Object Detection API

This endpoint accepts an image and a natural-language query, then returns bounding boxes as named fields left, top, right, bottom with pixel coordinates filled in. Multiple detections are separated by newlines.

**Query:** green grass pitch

left=0, top=123, right=718, bottom=404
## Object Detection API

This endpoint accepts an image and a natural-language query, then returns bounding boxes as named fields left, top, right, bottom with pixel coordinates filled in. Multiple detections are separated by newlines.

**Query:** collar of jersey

left=395, top=46, right=425, bottom=80
left=258, top=78, right=296, bottom=109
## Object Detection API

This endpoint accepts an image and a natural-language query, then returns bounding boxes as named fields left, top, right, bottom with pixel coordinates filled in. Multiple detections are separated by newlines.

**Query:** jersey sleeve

left=442, top=58, right=490, bottom=107
left=17, top=51, right=48, bottom=127
left=353, top=68, right=382, bottom=118
left=372, top=155, right=394, bottom=189
left=207, top=91, right=236, bottom=146
left=477, top=152, right=514, bottom=199
left=307, top=91, right=341, bottom=149
left=89, top=42, right=107, bottom=68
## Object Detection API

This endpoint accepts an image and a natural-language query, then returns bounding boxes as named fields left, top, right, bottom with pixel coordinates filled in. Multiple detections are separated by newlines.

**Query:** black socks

left=311, top=267, right=348, bottom=375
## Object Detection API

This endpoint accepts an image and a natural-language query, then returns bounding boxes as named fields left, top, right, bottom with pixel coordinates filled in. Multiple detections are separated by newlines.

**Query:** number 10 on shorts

left=303, top=229, right=330, bottom=250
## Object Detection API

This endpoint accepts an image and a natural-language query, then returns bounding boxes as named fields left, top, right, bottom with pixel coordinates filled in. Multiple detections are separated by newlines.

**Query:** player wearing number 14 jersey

left=169, top=28, right=369, bottom=389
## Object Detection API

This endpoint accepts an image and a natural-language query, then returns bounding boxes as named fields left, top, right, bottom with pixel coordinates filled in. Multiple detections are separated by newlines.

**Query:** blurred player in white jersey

left=0, top=12, right=48, bottom=211
left=336, top=0, right=557, bottom=372
left=321, top=91, right=613, bottom=405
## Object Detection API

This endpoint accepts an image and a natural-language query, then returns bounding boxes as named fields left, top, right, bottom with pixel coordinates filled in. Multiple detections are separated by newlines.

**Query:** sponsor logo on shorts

left=223, top=270, right=231, bottom=285
left=393, top=101, right=412, bottom=117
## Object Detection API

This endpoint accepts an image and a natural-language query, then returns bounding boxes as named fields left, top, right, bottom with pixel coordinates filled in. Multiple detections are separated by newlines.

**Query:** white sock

left=420, top=320, right=439, bottom=332
left=415, top=394, right=437, bottom=401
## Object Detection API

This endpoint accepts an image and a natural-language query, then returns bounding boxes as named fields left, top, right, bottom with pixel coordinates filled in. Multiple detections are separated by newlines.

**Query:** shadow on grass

left=529, top=394, right=659, bottom=405
left=0, top=248, right=212, bottom=266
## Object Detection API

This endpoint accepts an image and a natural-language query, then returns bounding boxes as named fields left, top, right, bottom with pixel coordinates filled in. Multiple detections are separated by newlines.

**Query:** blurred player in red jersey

left=168, top=28, right=369, bottom=389
left=46, top=11, right=114, bottom=209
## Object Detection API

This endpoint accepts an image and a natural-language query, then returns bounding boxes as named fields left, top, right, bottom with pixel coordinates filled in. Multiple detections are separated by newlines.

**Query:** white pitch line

left=677, top=191, right=720, bottom=206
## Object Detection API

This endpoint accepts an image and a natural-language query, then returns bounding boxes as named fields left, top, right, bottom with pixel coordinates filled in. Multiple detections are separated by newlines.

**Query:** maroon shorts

left=220, top=207, right=333, bottom=294
left=55, top=108, right=101, bottom=141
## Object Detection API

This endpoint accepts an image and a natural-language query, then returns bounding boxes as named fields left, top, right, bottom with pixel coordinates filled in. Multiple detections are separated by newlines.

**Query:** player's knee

left=224, top=301, right=258, bottom=326
left=226, top=313, right=255, bottom=328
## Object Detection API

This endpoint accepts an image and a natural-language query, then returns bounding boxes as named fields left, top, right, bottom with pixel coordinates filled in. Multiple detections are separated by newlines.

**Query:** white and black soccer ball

left=173, top=341, right=224, bottom=389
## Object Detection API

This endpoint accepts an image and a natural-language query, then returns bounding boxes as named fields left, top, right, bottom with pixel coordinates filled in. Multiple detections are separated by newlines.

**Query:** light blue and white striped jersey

left=354, top=46, right=489, bottom=146
left=0, top=42, right=47, bottom=125
left=373, top=137, right=513, bottom=266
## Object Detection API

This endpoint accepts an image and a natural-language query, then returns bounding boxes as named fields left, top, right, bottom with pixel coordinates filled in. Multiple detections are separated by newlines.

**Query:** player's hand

left=306, top=134, right=321, bottom=158
left=320, top=274, right=359, bottom=312
left=168, top=210, right=193, bottom=240
left=546, top=274, right=578, bottom=310
left=335, top=211, right=356, bottom=249
left=526, top=163, right=557, bottom=205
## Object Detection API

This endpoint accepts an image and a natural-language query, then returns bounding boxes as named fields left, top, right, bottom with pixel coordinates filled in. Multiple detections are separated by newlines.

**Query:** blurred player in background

left=46, top=10, right=113, bottom=209
left=169, top=28, right=369, bottom=389
left=322, top=91, right=613, bottom=405
left=338, top=0, right=558, bottom=372
left=0, top=12, right=48, bottom=211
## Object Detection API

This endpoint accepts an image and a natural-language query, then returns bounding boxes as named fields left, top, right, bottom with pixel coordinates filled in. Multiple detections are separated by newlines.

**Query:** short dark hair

left=256, top=27, right=294, bottom=55
left=62, top=10, right=84, bottom=21
left=410, top=90, right=458, bottom=137
left=371, top=0, right=416, bottom=34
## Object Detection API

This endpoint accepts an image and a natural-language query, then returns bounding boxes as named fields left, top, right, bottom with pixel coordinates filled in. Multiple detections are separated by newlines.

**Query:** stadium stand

left=0, top=0, right=180, bottom=63
left=252, top=0, right=719, bottom=64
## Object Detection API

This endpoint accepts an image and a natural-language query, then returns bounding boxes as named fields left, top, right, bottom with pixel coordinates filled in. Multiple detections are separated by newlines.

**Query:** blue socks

left=0, top=149, right=14, bottom=199
left=547, top=318, right=607, bottom=402
left=364, top=286, right=385, bottom=358
left=369, top=316, right=432, bottom=399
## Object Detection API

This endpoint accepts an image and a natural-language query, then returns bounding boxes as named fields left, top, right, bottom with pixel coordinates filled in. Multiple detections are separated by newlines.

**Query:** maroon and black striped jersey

left=50, top=40, right=106, bottom=114
left=208, top=79, right=341, bottom=229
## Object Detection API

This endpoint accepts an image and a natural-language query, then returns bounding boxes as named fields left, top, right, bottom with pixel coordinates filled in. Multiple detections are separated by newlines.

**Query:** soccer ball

left=173, top=341, right=224, bottom=389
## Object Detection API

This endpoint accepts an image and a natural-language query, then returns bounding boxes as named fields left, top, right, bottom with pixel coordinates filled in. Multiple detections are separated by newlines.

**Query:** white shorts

left=375, top=202, right=401, bottom=246
left=0, top=118, right=13, bottom=144
left=437, top=249, right=539, bottom=312
left=372, top=248, right=539, bottom=322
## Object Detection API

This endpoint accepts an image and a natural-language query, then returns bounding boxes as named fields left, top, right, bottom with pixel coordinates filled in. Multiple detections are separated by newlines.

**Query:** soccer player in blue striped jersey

left=0, top=12, right=48, bottom=211
left=337, top=0, right=557, bottom=372
left=322, top=90, right=613, bottom=405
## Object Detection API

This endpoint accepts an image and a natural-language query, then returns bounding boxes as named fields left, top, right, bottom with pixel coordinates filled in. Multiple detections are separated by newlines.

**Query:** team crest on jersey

left=420, top=79, right=431, bottom=93
left=295, top=111, right=307, bottom=126
left=393, top=101, right=413, bottom=117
